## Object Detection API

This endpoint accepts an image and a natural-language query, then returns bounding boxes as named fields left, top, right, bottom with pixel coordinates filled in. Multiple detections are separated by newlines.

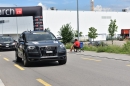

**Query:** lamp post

left=77, top=0, right=79, bottom=40
left=14, top=4, right=19, bottom=40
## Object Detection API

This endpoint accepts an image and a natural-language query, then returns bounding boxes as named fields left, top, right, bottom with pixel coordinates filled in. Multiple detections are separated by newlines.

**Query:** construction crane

left=91, top=0, right=94, bottom=11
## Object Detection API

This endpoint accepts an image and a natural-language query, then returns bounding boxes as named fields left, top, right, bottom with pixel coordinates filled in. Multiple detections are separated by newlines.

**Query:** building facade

left=0, top=6, right=130, bottom=40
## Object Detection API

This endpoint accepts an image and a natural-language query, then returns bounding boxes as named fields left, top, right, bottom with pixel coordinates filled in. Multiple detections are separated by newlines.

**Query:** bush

left=98, top=45, right=122, bottom=53
left=122, top=41, right=130, bottom=54
left=83, top=45, right=97, bottom=51
left=97, top=46, right=107, bottom=52
left=58, top=23, right=74, bottom=44
left=65, top=43, right=72, bottom=49
left=65, top=41, right=130, bottom=54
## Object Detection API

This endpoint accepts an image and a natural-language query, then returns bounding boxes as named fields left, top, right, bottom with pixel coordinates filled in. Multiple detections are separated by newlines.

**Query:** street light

left=77, top=0, right=79, bottom=40
left=14, top=4, right=19, bottom=40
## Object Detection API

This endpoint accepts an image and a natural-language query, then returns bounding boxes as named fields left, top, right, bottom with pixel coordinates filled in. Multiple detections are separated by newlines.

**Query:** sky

left=0, top=0, right=130, bottom=11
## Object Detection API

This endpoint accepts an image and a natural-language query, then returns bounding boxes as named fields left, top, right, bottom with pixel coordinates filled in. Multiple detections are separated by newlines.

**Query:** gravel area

left=103, top=40, right=126, bottom=46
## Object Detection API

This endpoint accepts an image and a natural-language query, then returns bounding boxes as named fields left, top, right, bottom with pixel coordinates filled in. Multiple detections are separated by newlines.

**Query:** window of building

left=101, top=16, right=111, bottom=19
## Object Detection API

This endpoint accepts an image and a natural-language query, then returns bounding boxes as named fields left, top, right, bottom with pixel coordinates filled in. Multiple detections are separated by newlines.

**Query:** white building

left=0, top=3, right=130, bottom=41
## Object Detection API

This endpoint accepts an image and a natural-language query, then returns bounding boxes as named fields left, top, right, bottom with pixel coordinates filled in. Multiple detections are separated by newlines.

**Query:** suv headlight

left=12, top=43, right=15, bottom=45
left=28, top=46, right=36, bottom=49
left=60, top=44, right=65, bottom=48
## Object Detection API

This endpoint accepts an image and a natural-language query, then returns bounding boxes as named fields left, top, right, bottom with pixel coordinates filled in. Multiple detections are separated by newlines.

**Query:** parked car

left=56, top=36, right=62, bottom=42
left=0, top=36, right=16, bottom=50
left=15, top=30, right=67, bottom=67
left=88, top=41, right=108, bottom=46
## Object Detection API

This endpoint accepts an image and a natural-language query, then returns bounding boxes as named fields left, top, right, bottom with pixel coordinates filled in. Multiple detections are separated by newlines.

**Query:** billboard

left=0, top=6, right=43, bottom=31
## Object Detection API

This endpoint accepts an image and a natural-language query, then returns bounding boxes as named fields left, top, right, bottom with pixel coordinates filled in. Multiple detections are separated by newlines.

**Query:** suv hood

left=0, top=41, right=14, bottom=44
left=26, top=40, right=61, bottom=46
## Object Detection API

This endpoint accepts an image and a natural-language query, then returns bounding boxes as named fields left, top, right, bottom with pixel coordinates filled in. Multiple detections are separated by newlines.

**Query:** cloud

left=42, top=5, right=48, bottom=10
left=94, top=4, right=130, bottom=12
left=108, top=4, right=130, bottom=11
left=38, top=2, right=48, bottom=10
left=122, top=7, right=130, bottom=11
left=94, top=5, right=113, bottom=11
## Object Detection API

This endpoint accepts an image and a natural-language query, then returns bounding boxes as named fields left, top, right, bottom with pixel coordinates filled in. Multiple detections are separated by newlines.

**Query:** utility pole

left=77, top=0, right=79, bottom=40
left=14, top=4, right=19, bottom=40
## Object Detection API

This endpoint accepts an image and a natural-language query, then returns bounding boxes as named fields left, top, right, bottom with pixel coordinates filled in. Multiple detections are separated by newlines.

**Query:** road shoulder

left=67, top=49, right=130, bottom=61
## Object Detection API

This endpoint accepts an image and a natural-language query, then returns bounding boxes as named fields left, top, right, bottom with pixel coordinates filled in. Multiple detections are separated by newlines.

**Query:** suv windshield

left=0, top=36, right=13, bottom=42
left=25, top=32, right=56, bottom=41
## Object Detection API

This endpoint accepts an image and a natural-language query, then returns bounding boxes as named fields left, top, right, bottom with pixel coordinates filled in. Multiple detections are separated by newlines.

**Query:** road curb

left=67, top=49, right=130, bottom=61
left=0, top=79, right=5, bottom=86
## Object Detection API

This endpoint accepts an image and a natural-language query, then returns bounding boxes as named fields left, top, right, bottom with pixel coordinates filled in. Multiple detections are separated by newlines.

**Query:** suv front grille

left=40, top=46, right=57, bottom=56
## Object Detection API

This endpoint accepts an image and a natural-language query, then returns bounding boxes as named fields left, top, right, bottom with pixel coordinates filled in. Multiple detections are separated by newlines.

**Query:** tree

left=74, top=30, right=83, bottom=37
left=58, top=23, right=74, bottom=44
left=108, top=19, right=118, bottom=45
left=45, top=27, right=50, bottom=32
left=88, top=27, right=98, bottom=41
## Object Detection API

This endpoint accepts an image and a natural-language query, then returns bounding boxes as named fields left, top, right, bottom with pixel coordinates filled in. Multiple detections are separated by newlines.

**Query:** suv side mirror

left=57, top=37, right=62, bottom=40
left=19, top=38, right=24, bottom=42
left=14, top=40, right=17, bottom=42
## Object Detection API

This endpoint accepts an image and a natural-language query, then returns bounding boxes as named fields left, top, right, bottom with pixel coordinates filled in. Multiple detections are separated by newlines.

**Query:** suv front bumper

left=0, top=45, right=15, bottom=50
left=26, top=50, right=67, bottom=62
left=28, top=56, right=66, bottom=62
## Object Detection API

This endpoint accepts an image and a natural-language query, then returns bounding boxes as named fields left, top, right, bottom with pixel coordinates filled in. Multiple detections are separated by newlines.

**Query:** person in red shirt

left=70, top=39, right=80, bottom=52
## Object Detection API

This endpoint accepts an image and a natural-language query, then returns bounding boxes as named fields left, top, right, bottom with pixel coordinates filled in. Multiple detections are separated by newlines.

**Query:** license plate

left=46, top=51, right=53, bottom=53
left=6, top=46, right=9, bottom=47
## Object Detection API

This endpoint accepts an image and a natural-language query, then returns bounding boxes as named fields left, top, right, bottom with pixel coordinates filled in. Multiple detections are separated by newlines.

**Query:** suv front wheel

left=58, top=57, right=67, bottom=65
left=15, top=51, right=22, bottom=62
left=23, top=53, right=30, bottom=67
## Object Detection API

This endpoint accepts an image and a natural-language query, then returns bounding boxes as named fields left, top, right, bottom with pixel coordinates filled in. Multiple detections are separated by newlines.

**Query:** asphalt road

left=0, top=50, right=130, bottom=86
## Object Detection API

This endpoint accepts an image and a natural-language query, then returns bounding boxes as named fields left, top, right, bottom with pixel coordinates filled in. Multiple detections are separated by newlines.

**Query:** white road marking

left=0, top=79, right=5, bottom=86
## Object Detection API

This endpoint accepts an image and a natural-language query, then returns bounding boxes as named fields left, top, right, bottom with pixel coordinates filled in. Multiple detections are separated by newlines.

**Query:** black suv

left=15, top=30, right=67, bottom=66
left=0, top=36, right=16, bottom=50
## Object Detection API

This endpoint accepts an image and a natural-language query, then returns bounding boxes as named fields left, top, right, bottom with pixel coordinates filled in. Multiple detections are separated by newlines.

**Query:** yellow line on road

left=36, top=79, right=51, bottom=86
left=126, top=65, right=130, bottom=67
left=95, top=60, right=101, bottom=62
left=14, top=64, right=25, bottom=70
left=3, top=58, right=9, bottom=61
left=82, top=58, right=101, bottom=62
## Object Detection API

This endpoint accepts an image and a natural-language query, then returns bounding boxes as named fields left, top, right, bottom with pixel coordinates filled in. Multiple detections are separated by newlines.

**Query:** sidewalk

left=67, top=49, right=130, bottom=61
left=0, top=79, right=5, bottom=86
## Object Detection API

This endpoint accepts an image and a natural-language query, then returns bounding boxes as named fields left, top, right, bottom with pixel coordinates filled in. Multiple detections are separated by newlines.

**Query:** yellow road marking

left=14, top=64, right=25, bottom=70
left=95, top=60, right=101, bottom=62
left=3, top=58, right=9, bottom=61
left=36, top=79, right=51, bottom=86
left=126, top=65, right=130, bottom=67
left=82, top=58, right=101, bottom=62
